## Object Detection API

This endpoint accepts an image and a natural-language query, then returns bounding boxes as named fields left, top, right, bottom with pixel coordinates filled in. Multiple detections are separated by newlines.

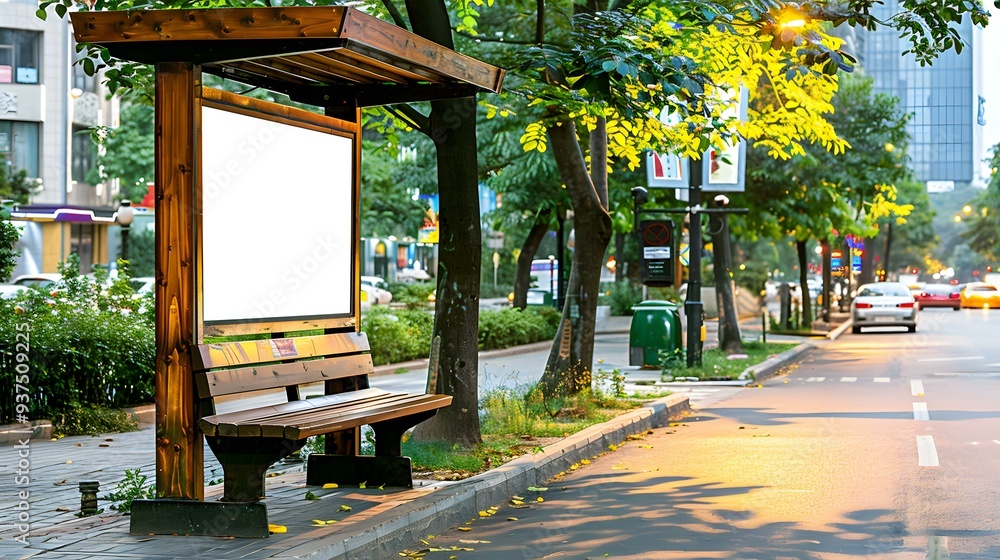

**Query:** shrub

left=0, top=256, right=154, bottom=424
left=53, top=406, right=140, bottom=437
left=105, top=468, right=156, bottom=514
left=477, top=307, right=559, bottom=350
left=385, top=281, right=435, bottom=309
left=601, top=281, right=643, bottom=315
left=361, top=306, right=434, bottom=366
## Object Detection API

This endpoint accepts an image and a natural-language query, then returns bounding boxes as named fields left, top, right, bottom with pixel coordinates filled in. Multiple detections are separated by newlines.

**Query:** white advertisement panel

left=201, top=105, right=354, bottom=324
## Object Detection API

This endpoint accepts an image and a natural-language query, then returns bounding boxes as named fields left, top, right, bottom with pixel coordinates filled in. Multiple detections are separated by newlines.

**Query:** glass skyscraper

left=858, top=1, right=976, bottom=189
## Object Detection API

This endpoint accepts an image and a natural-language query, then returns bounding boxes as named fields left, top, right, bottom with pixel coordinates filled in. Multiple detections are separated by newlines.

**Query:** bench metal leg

left=306, top=410, right=437, bottom=488
left=306, top=455, right=413, bottom=488
left=204, top=436, right=306, bottom=502
left=130, top=499, right=269, bottom=538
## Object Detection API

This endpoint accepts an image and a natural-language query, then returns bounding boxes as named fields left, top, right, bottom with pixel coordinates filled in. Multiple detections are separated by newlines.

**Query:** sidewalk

left=0, top=311, right=826, bottom=560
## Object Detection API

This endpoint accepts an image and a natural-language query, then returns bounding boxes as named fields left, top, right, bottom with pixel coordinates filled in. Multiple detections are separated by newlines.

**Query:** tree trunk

left=513, top=213, right=551, bottom=309
left=710, top=213, right=743, bottom=353
left=796, top=239, right=812, bottom=329
left=405, top=0, right=481, bottom=446
left=883, top=222, right=893, bottom=278
left=537, top=118, right=612, bottom=397
left=821, top=239, right=831, bottom=322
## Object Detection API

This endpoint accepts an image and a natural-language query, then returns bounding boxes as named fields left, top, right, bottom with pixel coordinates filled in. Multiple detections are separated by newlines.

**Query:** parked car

left=10, top=273, right=62, bottom=289
left=0, top=284, right=27, bottom=300
left=360, top=276, right=392, bottom=305
left=960, top=282, right=1000, bottom=309
left=130, top=277, right=156, bottom=295
left=915, top=283, right=961, bottom=310
left=851, top=281, right=918, bottom=334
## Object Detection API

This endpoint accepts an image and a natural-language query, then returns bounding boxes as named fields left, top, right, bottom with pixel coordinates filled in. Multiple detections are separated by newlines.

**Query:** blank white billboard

left=201, top=105, right=355, bottom=324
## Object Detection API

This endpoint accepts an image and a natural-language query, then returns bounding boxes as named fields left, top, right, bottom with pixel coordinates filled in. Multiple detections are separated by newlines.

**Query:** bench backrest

left=193, top=332, right=373, bottom=402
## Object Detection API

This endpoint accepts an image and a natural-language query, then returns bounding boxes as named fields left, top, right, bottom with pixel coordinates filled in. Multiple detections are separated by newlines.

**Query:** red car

left=915, top=283, right=961, bottom=310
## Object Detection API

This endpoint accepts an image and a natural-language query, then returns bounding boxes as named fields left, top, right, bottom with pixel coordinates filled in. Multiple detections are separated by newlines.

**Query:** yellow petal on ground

left=66, top=461, right=73, bottom=464
left=478, top=510, right=490, bottom=517
left=311, top=519, right=327, bottom=525
left=326, top=519, right=338, bottom=524
left=536, top=497, right=544, bottom=502
left=506, top=517, right=519, bottom=521
left=322, top=483, right=339, bottom=489
left=639, top=444, right=653, bottom=449
left=580, top=459, right=590, bottom=465
left=340, top=504, right=352, bottom=512
left=458, top=527, right=472, bottom=532
left=268, top=524, right=287, bottom=534
left=359, top=481, right=367, bottom=489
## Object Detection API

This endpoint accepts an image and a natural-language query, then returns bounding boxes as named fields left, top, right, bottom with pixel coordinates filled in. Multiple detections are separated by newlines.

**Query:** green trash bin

left=630, top=300, right=682, bottom=367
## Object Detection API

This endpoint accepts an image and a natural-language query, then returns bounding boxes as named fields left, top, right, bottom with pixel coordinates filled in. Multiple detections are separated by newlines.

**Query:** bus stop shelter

left=70, top=6, right=503, bottom=536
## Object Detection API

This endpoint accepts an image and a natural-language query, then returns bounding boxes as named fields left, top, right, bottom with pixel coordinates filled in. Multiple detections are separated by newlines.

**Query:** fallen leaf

left=268, top=524, right=287, bottom=534
left=580, top=459, right=590, bottom=465
left=506, top=517, right=519, bottom=521
left=359, top=481, right=367, bottom=489
left=460, top=539, right=491, bottom=544
left=55, top=507, right=70, bottom=512
left=527, top=486, right=548, bottom=492
left=458, top=527, right=472, bottom=532
left=536, top=497, right=544, bottom=502
left=66, top=461, right=73, bottom=464
left=322, top=483, right=339, bottom=489
left=340, top=504, right=352, bottom=512
left=304, top=491, right=319, bottom=501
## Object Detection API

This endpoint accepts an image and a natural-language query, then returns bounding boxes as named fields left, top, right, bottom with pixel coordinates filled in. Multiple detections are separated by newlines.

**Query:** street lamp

left=116, top=200, right=135, bottom=262
left=548, top=254, right=556, bottom=307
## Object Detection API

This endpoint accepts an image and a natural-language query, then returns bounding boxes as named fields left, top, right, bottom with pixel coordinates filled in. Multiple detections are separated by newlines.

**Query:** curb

left=739, top=340, right=817, bottom=382
left=0, top=419, right=52, bottom=444
left=311, top=394, right=691, bottom=560
left=827, top=318, right=853, bottom=341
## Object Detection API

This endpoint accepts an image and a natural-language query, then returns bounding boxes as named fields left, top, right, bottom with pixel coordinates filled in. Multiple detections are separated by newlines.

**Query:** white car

left=851, top=281, right=918, bottom=334
left=0, top=284, right=27, bottom=300
left=360, top=276, right=392, bottom=305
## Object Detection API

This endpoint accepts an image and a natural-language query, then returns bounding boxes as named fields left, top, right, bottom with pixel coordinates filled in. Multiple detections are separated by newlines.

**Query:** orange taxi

left=960, top=282, right=1000, bottom=309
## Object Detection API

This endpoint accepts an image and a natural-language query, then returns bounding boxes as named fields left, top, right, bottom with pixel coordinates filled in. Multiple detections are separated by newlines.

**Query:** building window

left=71, top=126, right=97, bottom=184
left=0, top=29, right=40, bottom=84
left=0, top=120, right=39, bottom=177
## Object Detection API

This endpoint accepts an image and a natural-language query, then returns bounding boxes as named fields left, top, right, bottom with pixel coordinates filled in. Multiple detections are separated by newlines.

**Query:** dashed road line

left=913, top=402, right=930, bottom=421
left=874, top=377, right=890, bottom=383
left=919, top=356, right=983, bottom=362
left=911, top=380, right=925, bottom=396
left=840, top=377, right=857, bottom=382
left=917, top=435, right=940, bottom=467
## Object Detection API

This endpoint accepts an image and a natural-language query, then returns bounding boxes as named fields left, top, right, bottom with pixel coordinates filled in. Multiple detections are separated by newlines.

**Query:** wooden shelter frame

left=69, top=6, right=503, bottom=533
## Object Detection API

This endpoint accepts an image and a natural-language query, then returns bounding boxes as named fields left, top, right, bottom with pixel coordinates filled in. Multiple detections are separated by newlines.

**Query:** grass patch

left=53, top=406, right=140, bottom=437
left=661, top=341, right=796, bottom=381
left=400, top=382, right=669, bottom=480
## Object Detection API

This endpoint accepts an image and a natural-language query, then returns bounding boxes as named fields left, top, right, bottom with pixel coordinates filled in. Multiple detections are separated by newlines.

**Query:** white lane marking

left=987, top=363, right=1000, bottom=367
left=917, top=435, right=940, bottom=467
left=994, top=440, right=1000, bottom=445
left=919, top=356, right=983, bottom=362
left=874, top=377, right=890, bottom=383
left=841, top=377, right=857, bottom=382
left=805, top=377, right=826, bottom=382
left=911, top=380, right=925, bottom=396
left=913, top=402, right=930, bottom=421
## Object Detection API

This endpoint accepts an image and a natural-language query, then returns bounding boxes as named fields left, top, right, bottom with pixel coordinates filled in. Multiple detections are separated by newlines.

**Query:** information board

left=639, top=219, right=674, bottom=287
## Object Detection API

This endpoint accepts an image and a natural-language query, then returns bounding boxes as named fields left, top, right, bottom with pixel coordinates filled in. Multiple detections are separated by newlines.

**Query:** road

left=403, top=307, right=1000, bottom=559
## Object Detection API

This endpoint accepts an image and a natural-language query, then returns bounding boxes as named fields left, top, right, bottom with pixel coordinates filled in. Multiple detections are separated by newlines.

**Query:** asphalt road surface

left=400, top=307, right=1000, bottom=559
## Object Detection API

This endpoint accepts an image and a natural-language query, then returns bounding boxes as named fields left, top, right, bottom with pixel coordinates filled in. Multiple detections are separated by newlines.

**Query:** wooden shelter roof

left=70, top=6, right=504, bottom=108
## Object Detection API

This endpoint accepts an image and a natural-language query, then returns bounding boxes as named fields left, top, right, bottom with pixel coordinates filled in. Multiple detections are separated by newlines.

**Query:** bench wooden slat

left=196, top=353, right=374, bottom=398
left=207, top=392, right=407, bottom=438
left=211, top=393, right=417, bottom=438
left=199, top=387, right=392, bottom=436
left=194, top=332, right=370, bottom=371
left=289, top=395, right=453, bottom=440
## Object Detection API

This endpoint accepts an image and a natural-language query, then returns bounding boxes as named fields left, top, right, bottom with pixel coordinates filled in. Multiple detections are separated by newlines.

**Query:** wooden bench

left=194, top=331, right=451, bottom=503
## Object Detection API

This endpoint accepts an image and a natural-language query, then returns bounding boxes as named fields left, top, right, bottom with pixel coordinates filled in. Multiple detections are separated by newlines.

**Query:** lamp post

left=116, top=200, right=135, bottom=262
left=548, top=254, right=556, bottom=307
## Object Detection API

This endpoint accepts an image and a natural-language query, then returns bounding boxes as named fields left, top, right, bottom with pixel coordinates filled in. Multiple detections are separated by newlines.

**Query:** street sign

left=639, top=219, right=674, bottom=287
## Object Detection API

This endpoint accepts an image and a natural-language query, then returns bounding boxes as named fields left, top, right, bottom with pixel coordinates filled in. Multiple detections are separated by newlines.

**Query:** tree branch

left=452, top=28, right=568, bottom=48
left=536, top=0, right=545, bottom=44
left=380, top=0, right=409, bottom=29
left=387, top=103, right=430, bottom=134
